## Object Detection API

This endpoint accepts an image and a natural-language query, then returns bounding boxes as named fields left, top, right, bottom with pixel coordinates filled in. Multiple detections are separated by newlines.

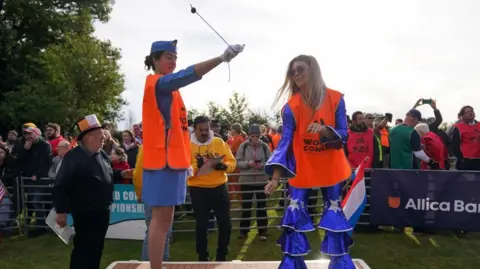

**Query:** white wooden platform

left=106, top=259, right=371, bottom=269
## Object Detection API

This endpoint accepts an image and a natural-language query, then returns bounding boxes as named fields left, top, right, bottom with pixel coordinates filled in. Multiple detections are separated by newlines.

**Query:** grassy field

left=2, top=228, right=480, bottom=269
left=2, top=192, right=480, bottom=268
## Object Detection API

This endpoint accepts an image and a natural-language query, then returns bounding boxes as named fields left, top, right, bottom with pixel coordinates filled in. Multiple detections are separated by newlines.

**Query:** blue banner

left=370, top=169, right=480, bottom=231
left=66, top=184, right=145, bottom=226
left=110, top=184, right=145, bottom=224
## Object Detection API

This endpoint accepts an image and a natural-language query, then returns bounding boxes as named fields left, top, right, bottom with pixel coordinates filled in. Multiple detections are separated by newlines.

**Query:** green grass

left=2, top=229, right=480, bottom=269
left=3, top=193, right=480, bottom=268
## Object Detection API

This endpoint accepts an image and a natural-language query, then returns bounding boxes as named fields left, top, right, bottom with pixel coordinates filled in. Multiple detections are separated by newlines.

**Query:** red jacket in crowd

left=113, top=160, right=131, bottom=184
left=48, top=135, right=65, bottom=157
left=421, top=132, right=446, bottom=170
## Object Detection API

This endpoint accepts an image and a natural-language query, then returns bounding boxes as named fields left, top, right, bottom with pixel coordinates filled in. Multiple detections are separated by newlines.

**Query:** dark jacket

left=0, top=155, right=18, bottom=187
left=52, top=146, right=123, bottom=214
left=121, top=144, right=139, bottom=169
left=427, top=109, right=443, bottom=133
left=12, top=137, right=52, bottom=178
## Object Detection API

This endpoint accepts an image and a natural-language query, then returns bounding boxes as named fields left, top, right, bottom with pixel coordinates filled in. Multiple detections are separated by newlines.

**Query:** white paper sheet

left=46, top=208, right=75, bottom=245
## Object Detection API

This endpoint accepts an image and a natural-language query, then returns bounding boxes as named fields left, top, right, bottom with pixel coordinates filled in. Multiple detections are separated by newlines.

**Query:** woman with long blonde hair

left=264, top=55, right=354, bottom=269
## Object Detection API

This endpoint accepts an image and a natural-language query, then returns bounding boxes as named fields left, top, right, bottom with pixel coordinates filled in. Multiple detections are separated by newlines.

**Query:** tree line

left=188, top=91, right=281, bottom=132
left=188, top=95, right=454, bottom=133
left=0, top=1, right=454, bottom=136
left=0, top=0, right=125, bottom=135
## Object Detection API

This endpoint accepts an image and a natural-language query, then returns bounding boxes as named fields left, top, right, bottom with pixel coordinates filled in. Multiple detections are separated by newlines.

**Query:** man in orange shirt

left=272, top=126, right=282, bottom=149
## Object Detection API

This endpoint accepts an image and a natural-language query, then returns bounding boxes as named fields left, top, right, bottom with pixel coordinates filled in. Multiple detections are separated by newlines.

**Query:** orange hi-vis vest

left=455, top=121, right=480, bottom=159
left=288, top=89, right=351, bottom=188
left=142, top=74, right=191, bottom=170
left=380, top=128, right=389, bottom=148
left=272, top=134, right=281, bottom=149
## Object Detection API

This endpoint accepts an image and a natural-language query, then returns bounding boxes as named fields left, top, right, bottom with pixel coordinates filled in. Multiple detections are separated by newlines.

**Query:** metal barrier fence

left=20, top=177, right=55, bottom=234
left=0, top=183, right=21, bottom=234
left=0, top=173, right=373, bottom=235
left=173, top=172, right=372, bottom=233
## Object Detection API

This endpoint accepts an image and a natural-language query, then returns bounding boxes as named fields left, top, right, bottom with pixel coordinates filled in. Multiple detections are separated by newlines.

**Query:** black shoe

left=453, top=230, right=468, bottom=237
left=259, top=231, right=267, bottom=242
left=198, top=255, right=209, bottom=262
left=216, top=255, right=227, bottom=262
left=238, top=231, right=248, bottom=239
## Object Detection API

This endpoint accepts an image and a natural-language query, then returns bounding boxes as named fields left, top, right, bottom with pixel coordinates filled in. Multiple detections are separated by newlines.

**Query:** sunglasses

left=250, top=135, right=259, bottom=138
left=289, top=66, right=306, bottom=76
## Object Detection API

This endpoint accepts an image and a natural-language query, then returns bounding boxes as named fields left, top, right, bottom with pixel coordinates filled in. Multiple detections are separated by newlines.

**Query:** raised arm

left=156, top=65, right=203, bottom=93
left=156, top=57, right=222, bottom=93
left=156, top=44, right=245, bottom=93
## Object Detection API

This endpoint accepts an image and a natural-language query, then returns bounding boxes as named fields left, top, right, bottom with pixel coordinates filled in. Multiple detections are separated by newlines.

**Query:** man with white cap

left=14, top=124, right=52, bottom=237
left=53, top=114, right=133, bottom=269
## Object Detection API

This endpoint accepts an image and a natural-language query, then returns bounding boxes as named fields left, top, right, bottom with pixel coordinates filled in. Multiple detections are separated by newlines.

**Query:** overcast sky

left=93, top=0, right=480, bottom=128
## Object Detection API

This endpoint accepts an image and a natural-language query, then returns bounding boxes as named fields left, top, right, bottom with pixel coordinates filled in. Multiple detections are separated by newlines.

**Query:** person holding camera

left=235, top=124, right=272, bottom=241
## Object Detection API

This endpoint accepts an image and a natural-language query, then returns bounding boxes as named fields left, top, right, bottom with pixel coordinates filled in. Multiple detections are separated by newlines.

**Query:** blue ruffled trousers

left=277, top=182, right=355, bottom=269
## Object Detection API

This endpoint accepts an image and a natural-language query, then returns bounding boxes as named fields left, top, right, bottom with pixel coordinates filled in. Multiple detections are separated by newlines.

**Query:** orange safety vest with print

left=272, top=133, right=281, bottom=149
left=455, top=121, right=480, bottom=159
left=347, top=128, right=374, bottom=168
left=142, top=74, right=191, bottom=170
left=380, top=128, right=389, bottom=148
left=288, top=89, right=351, bottom=188
left=267, top=134, right=275, bottom=152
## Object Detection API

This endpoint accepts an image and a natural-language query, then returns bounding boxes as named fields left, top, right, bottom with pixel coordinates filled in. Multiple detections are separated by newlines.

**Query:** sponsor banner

left=110, top=184, right=145, bottom=224
left=66, top=184, right=146, bottom=240
left=370, top=169, right=480, bottom=231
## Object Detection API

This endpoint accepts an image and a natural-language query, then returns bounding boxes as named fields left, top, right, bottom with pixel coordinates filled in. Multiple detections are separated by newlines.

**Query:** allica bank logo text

left=388, top=197, right=480, bottom=213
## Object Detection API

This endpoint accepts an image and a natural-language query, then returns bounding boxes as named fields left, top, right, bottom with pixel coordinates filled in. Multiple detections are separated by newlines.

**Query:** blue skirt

left=142, top=168, right=187, bottom=206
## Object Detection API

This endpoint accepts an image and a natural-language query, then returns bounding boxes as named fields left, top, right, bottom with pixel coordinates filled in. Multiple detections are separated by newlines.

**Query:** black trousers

left=240, top=184, right=267, bottom=234
left=190, top=184, right=231, bottom=261
left=307, top=189, right=319, bottom=217
left=70, top=209, right=110, bottom=269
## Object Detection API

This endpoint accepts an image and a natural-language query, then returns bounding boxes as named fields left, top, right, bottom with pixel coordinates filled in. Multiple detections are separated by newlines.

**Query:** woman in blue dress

left=142, top=40, right=244, bottom=269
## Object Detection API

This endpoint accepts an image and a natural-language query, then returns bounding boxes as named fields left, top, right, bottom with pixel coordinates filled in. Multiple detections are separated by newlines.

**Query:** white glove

left=220, top=44, right=245, bottom=62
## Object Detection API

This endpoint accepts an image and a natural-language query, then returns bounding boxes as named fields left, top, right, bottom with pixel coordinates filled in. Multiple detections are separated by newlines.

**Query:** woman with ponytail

left=142, top=40, right=245, bottom=269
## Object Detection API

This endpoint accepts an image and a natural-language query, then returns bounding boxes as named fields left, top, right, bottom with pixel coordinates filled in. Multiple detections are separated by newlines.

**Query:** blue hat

left=407, top=109, right=422, bottom=121
left=151, top=40, right=177, bottom=53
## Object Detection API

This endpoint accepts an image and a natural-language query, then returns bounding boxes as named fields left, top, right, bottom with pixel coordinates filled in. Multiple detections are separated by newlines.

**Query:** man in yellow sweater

left=132, top=146, right=173, bottom=262
left=188, top=116, right=236, bottom=262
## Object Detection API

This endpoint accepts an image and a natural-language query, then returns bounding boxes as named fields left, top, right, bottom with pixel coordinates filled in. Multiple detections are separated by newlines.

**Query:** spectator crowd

left=0, top=98, right=479, bottom=262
